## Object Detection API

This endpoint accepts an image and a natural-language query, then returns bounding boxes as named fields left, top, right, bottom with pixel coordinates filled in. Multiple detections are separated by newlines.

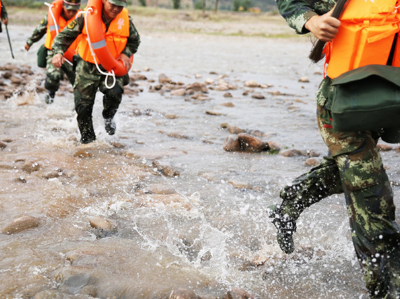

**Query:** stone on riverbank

left=2, top=216, right=40, bottom=234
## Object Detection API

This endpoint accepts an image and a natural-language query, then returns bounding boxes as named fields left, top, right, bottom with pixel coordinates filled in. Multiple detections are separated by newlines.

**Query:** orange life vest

left=78, top=8, right=129, bottom=64
left=0, top=1, right=2, bottom=17
left=325, top=0, right=400, bottom=79
left=44, top=0, right=81, bottom=52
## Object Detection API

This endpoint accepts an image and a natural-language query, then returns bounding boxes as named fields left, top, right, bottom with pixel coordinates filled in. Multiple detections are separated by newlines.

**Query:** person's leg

left=331, top=133, right=400, bottom=297
left=44, top=50, right=64, bottom=104
left=99, top=76, right=125, bottom=135
left=73, top=59, right=101, bottom=144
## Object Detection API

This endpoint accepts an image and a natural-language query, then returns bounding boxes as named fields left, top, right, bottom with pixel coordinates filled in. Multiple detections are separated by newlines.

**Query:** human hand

left=24, top=44, right=30, bottom=51
left=52, top=54, right=65, bottom=68
left=305, top=9, right=341, bottom=42
left=2, top=18, right=8, bottom=25
left=117, top=53, right=131, bottom=70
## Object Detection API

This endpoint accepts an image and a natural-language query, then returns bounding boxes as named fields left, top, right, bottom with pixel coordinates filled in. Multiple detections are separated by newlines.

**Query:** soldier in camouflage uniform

left=25, top=0, right=81, bottom=104
left=52, top=0, right=140, bottom=144
left=269, top=0, right=400, bottom=297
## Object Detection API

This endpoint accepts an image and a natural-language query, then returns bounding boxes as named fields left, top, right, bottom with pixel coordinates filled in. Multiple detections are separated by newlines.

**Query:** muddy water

left=1, top=24, right=400, bottom=299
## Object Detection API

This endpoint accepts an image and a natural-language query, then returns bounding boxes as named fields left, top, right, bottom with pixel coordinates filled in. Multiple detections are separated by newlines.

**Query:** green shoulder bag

left=331, top=65, right=400, bottom=133
left=37, top=44, right=48, bottom=68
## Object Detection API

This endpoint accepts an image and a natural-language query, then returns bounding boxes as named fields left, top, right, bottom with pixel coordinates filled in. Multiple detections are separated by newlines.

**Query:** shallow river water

left=1, top=24, right=400, bottom=299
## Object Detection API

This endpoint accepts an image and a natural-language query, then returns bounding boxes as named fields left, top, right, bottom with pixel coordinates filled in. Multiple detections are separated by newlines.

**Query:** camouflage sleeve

left=52, top=14, right=84, bottom=56
left=26, top=16, right=48, bottom=47
left=1, top=1, right=8, bottom=20
left=276, top=0, right=336, bottom=34
left=121, top=16, right=141, bottom=58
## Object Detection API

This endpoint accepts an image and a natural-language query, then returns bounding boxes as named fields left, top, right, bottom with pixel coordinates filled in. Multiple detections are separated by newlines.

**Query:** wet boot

left=267, top=204, right=296, bottom=254
left=105, top=118, right=116, bottom=135
left=78, top=119, right=96, bottom=144
left=44, top=91, right=55, bottom=104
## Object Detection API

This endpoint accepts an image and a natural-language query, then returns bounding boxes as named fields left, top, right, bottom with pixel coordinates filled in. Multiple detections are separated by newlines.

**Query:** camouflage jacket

left=1, top=0, right=7, bottom=20
left=26, top=16, right=48, bottom=47
left=52, top=13, right=140, bottom=59
left=276, top=0, right=336, bottom=34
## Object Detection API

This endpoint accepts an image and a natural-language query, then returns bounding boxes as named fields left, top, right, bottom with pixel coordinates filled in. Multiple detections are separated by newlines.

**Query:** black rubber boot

left=105, top=118, right=116, bottom=135
left=78, top=119, right=96, bottom=144
left=267, top=204, right=297, bottom=254
left=44, top=91, right=55, bottom=104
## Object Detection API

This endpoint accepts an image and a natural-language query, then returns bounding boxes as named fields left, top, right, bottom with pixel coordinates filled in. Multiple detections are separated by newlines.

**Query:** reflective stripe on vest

left=326, top=0, right=400, bottom=79
left=44, top=12, right=77, bottom=50
left=78, top=8, right=129, bottom=64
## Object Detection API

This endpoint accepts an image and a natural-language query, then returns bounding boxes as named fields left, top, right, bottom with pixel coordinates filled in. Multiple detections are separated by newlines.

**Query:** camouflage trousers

left=45, top=50, right=75, bottom=95
left=279, top=77, right=400, bottom=298
left=73, top=57, right=128, bottom=142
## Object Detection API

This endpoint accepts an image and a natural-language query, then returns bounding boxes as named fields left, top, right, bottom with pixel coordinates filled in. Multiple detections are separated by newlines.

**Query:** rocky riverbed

left=1, top=9, right=400, bottom=299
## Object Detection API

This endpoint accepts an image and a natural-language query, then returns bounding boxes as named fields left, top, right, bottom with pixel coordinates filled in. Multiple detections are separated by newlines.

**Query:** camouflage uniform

left=274, top=0, right=400, bottom=297
left=26, top=15, right=75, bottom=99
left=52, top=13, right=140, bottom=143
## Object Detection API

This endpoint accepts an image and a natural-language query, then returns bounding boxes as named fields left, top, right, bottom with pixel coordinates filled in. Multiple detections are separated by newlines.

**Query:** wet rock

left=280, top=149, right=307, bottom=157
left=2, top=71, right=12, bottom=79
left=11, top=76, right=23, bottom=85
left=223, top=92, right=233, bottom=98
left=2, top=216, right=40, bottom=234
left=171, top=89, right=186, bottom=96
left=267, top=141, right=281, bottom=152
left=228, top=180, right=252, bottom=189
left=186, top=82, right=208, bottom=93
left=216, top=84, right=229, bottom=91
left=191, top=94, right=210, bottom=101
left=135, top=194, right=191, bottom=210
left=110, top=141, right=126, bottom=148
left=251, top=93, right=265, bottom=100
left=130, top=73, right=147, bottom=81
left=205, top=78, right=214, bottom=84
left=152, top=161, right=180, bottom=177
left=159, top=73, right=171, bottom=84
left=43, top=169, right=64, bottom=179
left=195, top=73, right=202, bottom=79
left=89, top=216, right=117, bottom=238
left=223, top=287, right=254, bottom=299
left=0, top=163, right=14, bottom=169
left=0, top=141, right=7, bottom=149
left=206, top=110, right=224, bottom=116
left=221, top=102, right=234, bottom=107
left=73, top=149, right=94, bottom=158
left=21, top=161, right=41, bottom=173
left=144, top=184, right=176, bottom=194
left=13, top=176, right=27, bottom=183
left=305, top=158, right=319, bottom=166
left=247, top=130, right=265, bottom=137
left=164, top=114, right=177, bottom=119
left=169, top=288, right=198, bottom=299
left=223, top=135, right=241, bottom=152
left=308, top=150, right=320, bottom=157
left=167, top=132, right=192, bottom=139
left=377, top=144, right=393, bottom=151
left=298, top=76, right=310, bottom=83
left=244, top=80, right=259, bottom=88
left=238, top=133, right=268, bottom=152
left=228, top=125, right=245, bottom=134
